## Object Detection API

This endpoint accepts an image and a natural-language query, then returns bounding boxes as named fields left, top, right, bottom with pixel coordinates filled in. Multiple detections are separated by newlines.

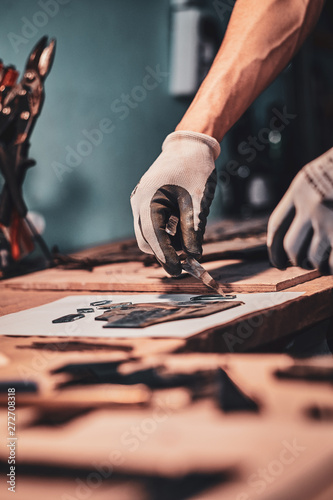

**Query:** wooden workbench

left=1, top=273, right=332, bottom=353
left=0, top=345, right=333, bottom=500
left=1, top=221, right=333, bottom=500
left=1, top=218, right=332, bottom=353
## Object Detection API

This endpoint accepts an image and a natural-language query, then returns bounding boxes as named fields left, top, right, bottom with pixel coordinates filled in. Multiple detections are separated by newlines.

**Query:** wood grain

left=0, top=259, right=320, bottom=293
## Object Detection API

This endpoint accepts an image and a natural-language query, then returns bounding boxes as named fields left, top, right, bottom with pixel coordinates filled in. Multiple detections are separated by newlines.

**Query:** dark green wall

left=0, top=0, right=190, bottom=251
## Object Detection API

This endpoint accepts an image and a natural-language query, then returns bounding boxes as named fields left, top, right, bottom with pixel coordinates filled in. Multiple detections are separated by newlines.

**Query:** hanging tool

left=0, top=36, right=56, bottom=268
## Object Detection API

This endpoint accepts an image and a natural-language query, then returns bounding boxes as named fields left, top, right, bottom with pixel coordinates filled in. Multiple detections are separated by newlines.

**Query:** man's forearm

left=176, top=0, right=325, bottom=142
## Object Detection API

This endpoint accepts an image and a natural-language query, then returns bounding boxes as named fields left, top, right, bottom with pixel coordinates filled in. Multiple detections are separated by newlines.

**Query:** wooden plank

left=0, top=259, right=320, bottom=293
left=186, top=276, right=333, bottom=353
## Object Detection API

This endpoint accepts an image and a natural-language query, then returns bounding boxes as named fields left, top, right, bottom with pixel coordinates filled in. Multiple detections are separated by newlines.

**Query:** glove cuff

left=162, top=131, right=221, bottom=161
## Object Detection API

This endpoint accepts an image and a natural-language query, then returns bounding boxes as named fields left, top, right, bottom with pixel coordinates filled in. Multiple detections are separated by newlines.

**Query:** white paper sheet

left=0, top=292, right=303, bottom=339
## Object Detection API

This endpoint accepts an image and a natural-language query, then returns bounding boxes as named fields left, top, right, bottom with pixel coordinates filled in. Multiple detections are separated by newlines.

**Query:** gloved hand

left=130, top=131, right=221, bottom=276
left=267, top=147, right=333, bottom=273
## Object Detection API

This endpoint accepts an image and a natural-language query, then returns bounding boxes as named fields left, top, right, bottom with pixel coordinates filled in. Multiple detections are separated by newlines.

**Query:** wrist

left=175, top=85, right=228, bottom=143
left=176, top=115, right=224, bottom=142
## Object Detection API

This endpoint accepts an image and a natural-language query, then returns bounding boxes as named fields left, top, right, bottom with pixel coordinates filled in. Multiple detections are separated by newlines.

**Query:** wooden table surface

left=1, top=215, right=332, bottom=351
left=1, top=274, right=332, bottom=353
left=1, top=244, right=333, bottom=499
left=1, top=344, right=333, bottom=500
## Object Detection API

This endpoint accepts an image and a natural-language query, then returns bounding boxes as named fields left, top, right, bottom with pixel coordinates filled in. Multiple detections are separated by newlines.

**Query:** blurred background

left=0, top=0, right=332, bottom=253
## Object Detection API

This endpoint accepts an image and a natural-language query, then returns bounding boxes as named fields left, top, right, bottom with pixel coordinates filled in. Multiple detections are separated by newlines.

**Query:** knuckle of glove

left=329, top=252, right=333, bottom=275
left=308, top=237, right=329, bottom=270
left=266, top=213, right=278, bottom=250
left=283, top=233, right=298, bottom=266
left=163, top=259, right=182, bottom=277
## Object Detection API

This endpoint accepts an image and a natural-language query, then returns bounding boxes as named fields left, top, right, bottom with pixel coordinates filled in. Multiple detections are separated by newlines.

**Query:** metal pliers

left=0, top=36, right=56, bottom=262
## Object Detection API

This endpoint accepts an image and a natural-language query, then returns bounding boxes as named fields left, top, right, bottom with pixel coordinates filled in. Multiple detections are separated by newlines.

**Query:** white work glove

left=130, top=131, right=221, bottom=276
left=267, top=147, right=333, bottom=273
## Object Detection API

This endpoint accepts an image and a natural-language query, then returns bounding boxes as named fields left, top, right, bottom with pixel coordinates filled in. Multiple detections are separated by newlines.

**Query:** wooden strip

left=0, top=259, right=320, bottom=293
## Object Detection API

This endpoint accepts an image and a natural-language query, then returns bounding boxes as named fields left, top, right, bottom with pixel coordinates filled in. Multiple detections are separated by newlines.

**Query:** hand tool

left=181, top=256, right=228, bottom=296
left=0, top=37, right=56, bottom=266
left=190, top=294, right=237, bottom=301
left=166, top=214, right=229, bottom=296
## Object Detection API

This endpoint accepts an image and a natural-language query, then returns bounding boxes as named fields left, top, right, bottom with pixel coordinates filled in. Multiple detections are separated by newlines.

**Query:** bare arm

left=176, top=0, right=325, bottom=142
